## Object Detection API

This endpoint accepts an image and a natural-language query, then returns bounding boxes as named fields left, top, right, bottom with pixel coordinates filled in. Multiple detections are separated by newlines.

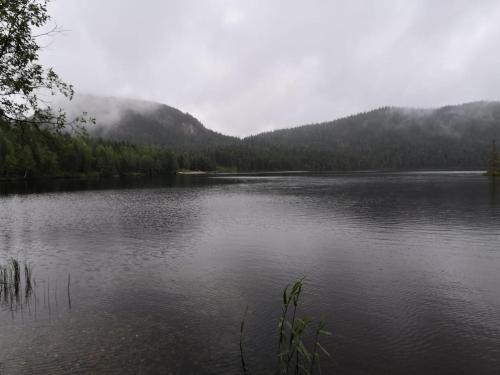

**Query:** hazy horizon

left=65, top=93, right=499, bottom=138
left=40, top=0, right=500, bottom=137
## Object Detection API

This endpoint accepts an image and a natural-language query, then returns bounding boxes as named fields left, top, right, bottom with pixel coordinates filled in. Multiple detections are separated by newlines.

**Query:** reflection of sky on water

left=0, top=172, right=499, bottom=374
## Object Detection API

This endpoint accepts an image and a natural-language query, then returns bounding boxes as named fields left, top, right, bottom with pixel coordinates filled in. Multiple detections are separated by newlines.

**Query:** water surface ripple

left=0, top=172, right=499, bottom=374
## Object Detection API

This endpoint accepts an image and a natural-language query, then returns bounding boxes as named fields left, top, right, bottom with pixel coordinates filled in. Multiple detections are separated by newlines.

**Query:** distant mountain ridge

left=246, top=101, right=500, bottom=146
left=239, top=101, right=500, bottom=170
left=65, top=96, right=500, bottom=171
left=64, top=95, right=238, bottom=148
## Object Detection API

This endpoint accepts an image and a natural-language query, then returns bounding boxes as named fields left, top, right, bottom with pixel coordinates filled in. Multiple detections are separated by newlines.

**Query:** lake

left=0, top=172, right=499, bottom=374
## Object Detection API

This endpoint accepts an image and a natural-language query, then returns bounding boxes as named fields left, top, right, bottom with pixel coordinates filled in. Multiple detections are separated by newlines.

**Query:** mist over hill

left=247, top=101, right=500, bottom=147
left=63, top=96, right=500, bottom=171
left=238, top=101, right=500, bottom=170
left=63, top=95, right=238, bottom=149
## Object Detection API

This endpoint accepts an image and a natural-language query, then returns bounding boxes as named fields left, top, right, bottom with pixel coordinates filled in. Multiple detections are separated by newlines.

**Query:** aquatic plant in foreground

left=0, top=258, right=35, bottom=308
left=0, top=258, right=72, bottom=314
left=240, top=279, right=331, bottom=374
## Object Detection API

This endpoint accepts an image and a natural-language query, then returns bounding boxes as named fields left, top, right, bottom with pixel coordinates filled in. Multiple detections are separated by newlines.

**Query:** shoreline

left=176, top=170, right=208, bottom=175
left=0, top=169, right=494, bottom=183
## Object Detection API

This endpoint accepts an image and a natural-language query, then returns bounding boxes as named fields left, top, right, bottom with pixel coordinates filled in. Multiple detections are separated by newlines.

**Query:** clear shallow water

left=0, top=172, right=499, bottom=374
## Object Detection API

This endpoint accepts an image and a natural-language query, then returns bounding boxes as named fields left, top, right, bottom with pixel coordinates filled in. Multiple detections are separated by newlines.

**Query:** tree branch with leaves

left=0, top=0, right=85, bottom=130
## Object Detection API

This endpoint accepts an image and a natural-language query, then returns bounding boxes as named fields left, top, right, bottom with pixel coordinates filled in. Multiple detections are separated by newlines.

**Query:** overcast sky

left=40, top=0, right=500, bottom=137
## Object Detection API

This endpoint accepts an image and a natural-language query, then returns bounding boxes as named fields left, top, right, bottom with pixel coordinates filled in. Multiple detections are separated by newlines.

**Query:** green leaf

left=297, top=341, right=311, bottom=361
left=317, top=343, right=330, bottom=357
left=282, top=286, right=289, bottom=305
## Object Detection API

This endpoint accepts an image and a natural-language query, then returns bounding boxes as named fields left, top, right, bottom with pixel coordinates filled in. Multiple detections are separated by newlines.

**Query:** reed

left=240, top=279, right=331, bottom=375
left=0, top=258, right=35, bottom=307
left=24, top=262, right=33, bottom=297
left=240, top=306, right=250, bottom=375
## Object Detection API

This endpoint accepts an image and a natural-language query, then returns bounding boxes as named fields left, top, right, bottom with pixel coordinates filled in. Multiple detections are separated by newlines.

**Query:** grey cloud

left=40, top=0, right=500, bottom=137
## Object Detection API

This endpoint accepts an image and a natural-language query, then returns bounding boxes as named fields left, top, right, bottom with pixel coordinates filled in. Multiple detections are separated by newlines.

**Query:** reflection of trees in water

left=490, top=178, right=497, bottom=206
left=0, top=258, right=71, bottom=317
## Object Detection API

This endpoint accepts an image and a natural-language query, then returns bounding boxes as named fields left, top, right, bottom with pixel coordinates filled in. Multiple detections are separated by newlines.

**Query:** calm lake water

left=0, top=172, right=499, bottom=374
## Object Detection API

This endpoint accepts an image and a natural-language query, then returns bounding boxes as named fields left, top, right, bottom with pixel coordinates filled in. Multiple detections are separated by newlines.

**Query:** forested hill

left=3, top=99, right=499, bottom=180
left=64, top=95, right=238, bottom=148
left=240, top=101, right=500, bottom=170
